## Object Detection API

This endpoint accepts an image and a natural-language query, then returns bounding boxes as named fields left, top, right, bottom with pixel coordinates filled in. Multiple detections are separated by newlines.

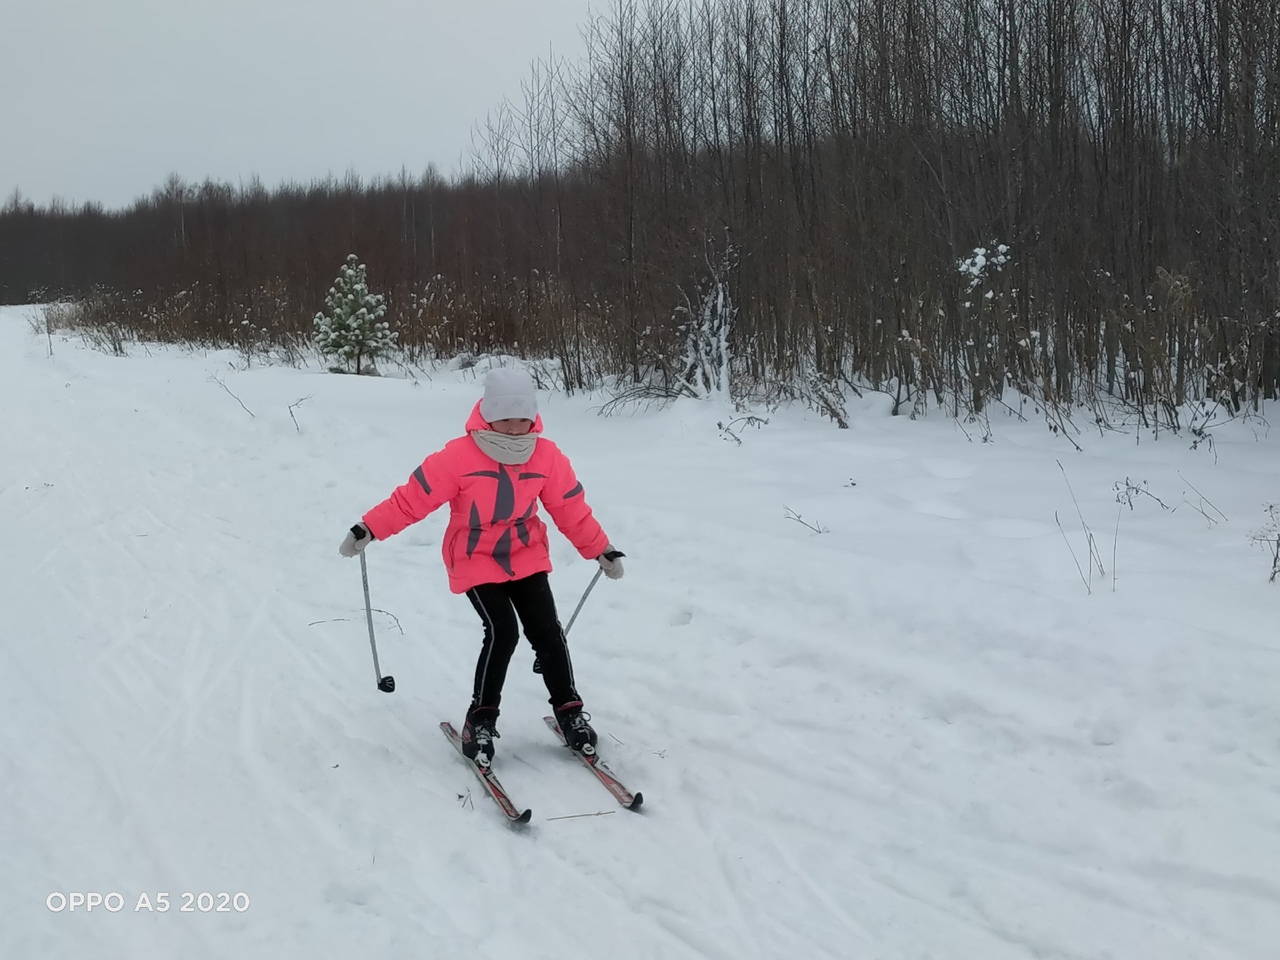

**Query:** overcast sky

left=0, top=0, right=599, bottom=210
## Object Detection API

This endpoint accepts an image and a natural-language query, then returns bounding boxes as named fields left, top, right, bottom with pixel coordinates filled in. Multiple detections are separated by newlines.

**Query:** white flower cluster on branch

left=958, top=243, right=1011, bottom=297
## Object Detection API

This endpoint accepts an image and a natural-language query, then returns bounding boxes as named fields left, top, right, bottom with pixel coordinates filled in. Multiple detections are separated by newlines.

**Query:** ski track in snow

left=2, top=305, right=1279, bottom=959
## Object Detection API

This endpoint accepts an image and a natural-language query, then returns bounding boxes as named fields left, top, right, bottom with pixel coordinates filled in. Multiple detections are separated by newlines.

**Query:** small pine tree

left=313, top=254, right=397, bottom=374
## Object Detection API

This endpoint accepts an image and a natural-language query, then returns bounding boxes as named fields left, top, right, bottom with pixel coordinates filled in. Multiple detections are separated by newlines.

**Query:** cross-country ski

left=544, top=716, right=643, bottom=810
left=439, top=722, right=532, bottom=825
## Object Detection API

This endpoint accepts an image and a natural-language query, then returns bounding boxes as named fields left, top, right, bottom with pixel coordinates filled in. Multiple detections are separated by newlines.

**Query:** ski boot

left=460, top=708, right=500, bottom=768
left=554, top=701, right=598, bottom=756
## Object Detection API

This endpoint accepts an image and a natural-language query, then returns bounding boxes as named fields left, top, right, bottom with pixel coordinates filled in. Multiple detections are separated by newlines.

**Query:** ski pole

left=565, top=570, right=603, bottom=636
left=360, top=549, right=396, bottom=693
left=566, top=550, right=624, bottom=635
left=534, top=549, right=624, bottom=675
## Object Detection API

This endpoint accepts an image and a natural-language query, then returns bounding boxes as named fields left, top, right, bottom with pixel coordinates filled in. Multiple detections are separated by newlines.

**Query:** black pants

left=465, top=572, right=580, bottom=718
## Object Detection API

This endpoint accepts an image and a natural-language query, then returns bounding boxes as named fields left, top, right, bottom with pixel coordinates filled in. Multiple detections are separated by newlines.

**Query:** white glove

left=597, top=545, right=625, bottom=580
left=339, top=523, right=374, bottom=557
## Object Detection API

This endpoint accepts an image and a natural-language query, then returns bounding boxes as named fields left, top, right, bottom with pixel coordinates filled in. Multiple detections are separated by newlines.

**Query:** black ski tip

left=378, top=675, right=396, bottom=693
left=514, top=808, right=533, bottom=824
left=627, top=792, right=644, bottom=811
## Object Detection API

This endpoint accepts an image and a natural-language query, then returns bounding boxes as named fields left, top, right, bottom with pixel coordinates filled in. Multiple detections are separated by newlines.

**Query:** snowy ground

left=2, top=304, right=1278, bottom=960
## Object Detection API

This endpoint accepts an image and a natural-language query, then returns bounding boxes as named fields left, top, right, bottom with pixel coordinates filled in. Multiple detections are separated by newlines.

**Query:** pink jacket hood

left=464, top=400, right=544, bottom=435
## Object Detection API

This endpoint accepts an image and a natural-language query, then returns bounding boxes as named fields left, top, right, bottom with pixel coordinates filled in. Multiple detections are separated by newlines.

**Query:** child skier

left=338, top=366, right=624, bottom=768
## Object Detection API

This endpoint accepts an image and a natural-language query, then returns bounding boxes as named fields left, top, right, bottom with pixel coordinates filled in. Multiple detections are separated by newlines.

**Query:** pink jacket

left=362, top=402, right=611, bottom=594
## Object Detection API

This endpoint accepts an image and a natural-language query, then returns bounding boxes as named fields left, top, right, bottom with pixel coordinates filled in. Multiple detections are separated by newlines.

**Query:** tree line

left=3, top=0, right=1277, bottom=428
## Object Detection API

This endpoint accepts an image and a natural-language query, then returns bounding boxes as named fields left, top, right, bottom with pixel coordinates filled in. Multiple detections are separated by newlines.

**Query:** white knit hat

left=479, top=366, right=538, bottom=422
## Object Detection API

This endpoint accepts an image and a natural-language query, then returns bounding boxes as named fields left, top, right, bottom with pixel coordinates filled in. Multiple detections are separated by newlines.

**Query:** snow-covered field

left=2, top=304, right=1278, bottom=960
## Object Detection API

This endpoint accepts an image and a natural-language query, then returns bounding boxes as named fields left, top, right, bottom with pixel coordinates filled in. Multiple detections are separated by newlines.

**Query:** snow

left=2, top=304, right=1278, bottom=959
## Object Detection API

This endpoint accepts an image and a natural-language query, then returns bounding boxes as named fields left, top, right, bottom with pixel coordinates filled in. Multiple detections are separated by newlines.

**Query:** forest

left=2, top=0, right=1277, bottom=430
